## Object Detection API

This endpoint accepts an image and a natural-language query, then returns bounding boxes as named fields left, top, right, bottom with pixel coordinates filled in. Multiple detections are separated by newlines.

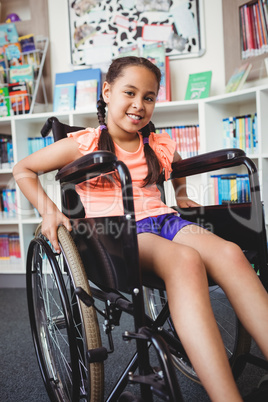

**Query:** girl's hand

left=176, top=197, right=201, bottom=209
left=41, top=209, right=72, bottom=253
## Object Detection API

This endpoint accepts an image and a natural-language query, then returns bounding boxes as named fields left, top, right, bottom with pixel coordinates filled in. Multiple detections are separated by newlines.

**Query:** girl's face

left=102, top=65, right=159, bottom=139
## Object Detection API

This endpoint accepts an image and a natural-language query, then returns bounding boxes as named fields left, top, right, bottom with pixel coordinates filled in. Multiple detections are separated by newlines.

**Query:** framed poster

left=68, top=0, right=205, bottom=68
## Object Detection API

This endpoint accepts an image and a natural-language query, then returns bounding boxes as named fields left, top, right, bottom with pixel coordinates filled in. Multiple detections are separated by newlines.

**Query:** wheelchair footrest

left=128, top=372, right=168, bottom=401
left=87, top=347, right=108, bottom=363
left=123, top=331, right=149, bottom=342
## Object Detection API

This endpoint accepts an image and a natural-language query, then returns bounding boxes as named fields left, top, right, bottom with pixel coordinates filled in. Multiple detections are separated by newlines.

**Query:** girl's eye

left=145, top=96, right=155, bottom=102
left=125, top=91, right=134, bottom=96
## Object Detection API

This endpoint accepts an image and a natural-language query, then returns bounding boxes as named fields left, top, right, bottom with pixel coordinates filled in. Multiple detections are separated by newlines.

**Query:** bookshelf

left=1, top=84, right=268, bottom=278
left=222, top=0, right=268, bottom=84
left=0, top=0, right=52, bottom=102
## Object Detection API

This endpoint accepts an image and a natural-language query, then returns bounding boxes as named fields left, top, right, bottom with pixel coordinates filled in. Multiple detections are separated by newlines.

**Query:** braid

left=141, top=122, right=162, bottom=187
left=97, top=94, right=115, bottom=154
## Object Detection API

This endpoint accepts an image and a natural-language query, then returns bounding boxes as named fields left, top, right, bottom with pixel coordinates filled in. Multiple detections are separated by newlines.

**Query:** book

left=0, top=46, right=7, bottom=83
left=53, top=83, right=75, bottom=112
left=225, top=63, right=252, bottom=93
left=142, top=42, right=169, bottom=102
left=4, top=42, right=23, bottom=67
left=0, top=87, right=11, bottom=117
left=0, top=23, right=19, bottom=46
left=75, top=79, right=98, bottom=111
left=8, top=82, right=30, bottom=114
left=184, top=71, right=212, bottom=100
left=19, top=34, right=36, bottom=53
left=10, top=64, right=34, bottom=95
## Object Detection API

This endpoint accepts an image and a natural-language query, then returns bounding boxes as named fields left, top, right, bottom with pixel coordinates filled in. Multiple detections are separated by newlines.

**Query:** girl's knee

left=222, top=241, right=244, bottom=263
left=162, top=245, right=206, bottom=281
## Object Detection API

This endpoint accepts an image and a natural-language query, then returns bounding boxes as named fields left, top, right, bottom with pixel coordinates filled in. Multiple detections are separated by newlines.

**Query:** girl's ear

left=102, top=81, right=111, bottom=104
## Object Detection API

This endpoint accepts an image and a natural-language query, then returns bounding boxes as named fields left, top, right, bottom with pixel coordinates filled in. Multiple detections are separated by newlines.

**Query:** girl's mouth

left=127, top=113, right=142, bottom=121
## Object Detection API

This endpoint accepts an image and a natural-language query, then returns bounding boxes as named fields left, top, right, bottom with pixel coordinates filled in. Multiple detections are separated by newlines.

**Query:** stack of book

left=0, top=24, right=39, bottom=116
left=211, top=174, right=251, bottom=205
left=0, top=233, right=21, bottom=263
left=0, top=188, right=17, bottom=218
left=240, top=0, right=268, bottom=59
left=222, top=113, right=258, bottom=154
left=0, top=134, right=13, bottom=169
left=156, top=125, right=200, bottom=159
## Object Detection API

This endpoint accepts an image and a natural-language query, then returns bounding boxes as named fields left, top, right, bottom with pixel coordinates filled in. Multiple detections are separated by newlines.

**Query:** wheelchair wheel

left=26, top=224, right=103, bottom=402
left=144, top=284, right=251, bottom=383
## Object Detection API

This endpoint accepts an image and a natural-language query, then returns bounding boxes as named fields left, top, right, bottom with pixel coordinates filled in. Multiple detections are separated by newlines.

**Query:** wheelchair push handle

left=40, top=117, right=59, bottom=138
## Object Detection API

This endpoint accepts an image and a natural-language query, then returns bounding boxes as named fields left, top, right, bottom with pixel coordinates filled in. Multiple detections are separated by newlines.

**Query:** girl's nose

left=132, top=97, right=144, bottom=110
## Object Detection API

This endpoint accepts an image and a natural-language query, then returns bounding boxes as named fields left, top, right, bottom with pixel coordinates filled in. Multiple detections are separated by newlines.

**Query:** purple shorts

left=136, top=213, right=196, bottom=241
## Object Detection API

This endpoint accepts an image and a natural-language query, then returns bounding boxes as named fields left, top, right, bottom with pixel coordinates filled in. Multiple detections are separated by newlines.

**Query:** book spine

left=245, top=5, right=255, bottom=57
left=0, top=188, right=17, bottom=218
left=259, top=0, right=268, bottom=49
left=240, top=6, right=247, bottom=59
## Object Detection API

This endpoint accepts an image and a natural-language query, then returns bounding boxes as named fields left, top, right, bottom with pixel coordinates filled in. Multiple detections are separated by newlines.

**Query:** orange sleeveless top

left=68, top=127, right=177, bottom=221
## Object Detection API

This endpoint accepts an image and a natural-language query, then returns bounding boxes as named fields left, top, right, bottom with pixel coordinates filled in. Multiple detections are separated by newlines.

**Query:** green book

left=0, top=86, right=11, bottom=117
left=185, top=71, right=212, bottom=100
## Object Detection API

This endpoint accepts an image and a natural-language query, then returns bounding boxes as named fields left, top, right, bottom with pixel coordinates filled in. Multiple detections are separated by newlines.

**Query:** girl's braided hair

left=97, top=56, right=162, bottom=186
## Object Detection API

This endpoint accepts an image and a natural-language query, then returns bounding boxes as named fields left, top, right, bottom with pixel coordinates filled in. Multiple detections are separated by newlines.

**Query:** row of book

left=211, top=174, right=251, bottom=205
left=28, top=136, right=53, bottom=155
left=0, top=134, right=13, bottom=169
left=222, top=113, right=258, bottom=154
left=155, top=125, right=200, bottom=159
left=240, top=0, right=268, bottom=59
left=0, top=188, right=17, bottom=218
left=0, top=233, right=21, bottom=263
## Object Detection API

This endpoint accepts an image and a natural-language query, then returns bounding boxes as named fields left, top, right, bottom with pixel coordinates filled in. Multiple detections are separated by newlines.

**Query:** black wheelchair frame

left=26, top=117, right=268, bottom=402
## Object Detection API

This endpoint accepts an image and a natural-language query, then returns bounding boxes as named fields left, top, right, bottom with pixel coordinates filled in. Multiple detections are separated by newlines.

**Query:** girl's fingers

left=63, top=217, right=72, bottom=232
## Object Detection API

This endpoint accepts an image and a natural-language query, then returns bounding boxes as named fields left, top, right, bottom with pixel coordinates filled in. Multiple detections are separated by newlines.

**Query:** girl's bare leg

left=174, top=225, right=268, bottom=360
left=138, top=232, right=242, bottom=402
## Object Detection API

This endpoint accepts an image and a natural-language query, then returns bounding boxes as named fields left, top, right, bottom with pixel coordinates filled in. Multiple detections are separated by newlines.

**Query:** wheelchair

left=26, top=117, right=268, bottom=402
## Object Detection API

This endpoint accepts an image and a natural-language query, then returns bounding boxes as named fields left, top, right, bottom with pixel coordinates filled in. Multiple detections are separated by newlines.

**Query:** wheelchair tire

left=144, top=284, right=251, bottom=384
left=26, top=224, right=104, bottom=402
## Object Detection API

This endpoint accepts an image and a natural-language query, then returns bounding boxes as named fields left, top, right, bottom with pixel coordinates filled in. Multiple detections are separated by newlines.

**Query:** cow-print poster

left=68, top=0, right=204, bottom=67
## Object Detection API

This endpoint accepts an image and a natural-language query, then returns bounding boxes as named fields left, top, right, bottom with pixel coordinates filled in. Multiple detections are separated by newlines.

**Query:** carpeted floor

left=0, top=288, right=266, bottom=402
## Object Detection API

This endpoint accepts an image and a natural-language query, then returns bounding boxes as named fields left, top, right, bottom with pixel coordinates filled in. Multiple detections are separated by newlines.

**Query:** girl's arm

left=13, top=137, right=82, bottom=253
left=171, top=151, right=200, bottom=208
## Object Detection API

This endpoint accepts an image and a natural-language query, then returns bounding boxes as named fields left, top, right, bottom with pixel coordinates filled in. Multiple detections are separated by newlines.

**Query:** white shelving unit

left=1, top=84, right=268, bottom=276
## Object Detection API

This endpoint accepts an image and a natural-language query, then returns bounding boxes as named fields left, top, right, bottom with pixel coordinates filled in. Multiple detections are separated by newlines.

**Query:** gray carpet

left=0, top=288, right=266, bottom=402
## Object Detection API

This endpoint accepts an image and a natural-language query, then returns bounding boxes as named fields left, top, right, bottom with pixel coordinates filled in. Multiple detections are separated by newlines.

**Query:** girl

left=13, top=56, right=268, bottom=402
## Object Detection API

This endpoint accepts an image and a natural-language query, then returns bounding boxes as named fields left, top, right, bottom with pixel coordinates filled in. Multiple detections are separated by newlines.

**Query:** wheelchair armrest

left=56, top=150, right=135, bottom=218
left=171, top=148, right=247, bottom=179
left=55, top=151, right=118, bottom=184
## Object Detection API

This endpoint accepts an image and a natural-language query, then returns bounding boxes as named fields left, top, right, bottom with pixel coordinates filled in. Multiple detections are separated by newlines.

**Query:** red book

left=245, top=5, right=254, bottom=55
left=165, top=56, right=171, bottom=102
left=8, top=82, right=30, bottom=114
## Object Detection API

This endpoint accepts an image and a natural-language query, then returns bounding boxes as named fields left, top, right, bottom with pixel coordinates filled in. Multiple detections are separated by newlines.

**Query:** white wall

left=47, top=0, right=225, bottom=101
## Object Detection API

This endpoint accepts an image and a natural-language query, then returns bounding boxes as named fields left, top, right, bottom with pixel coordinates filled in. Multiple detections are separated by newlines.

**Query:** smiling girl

left=13, top=57, right=268, bottom=402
